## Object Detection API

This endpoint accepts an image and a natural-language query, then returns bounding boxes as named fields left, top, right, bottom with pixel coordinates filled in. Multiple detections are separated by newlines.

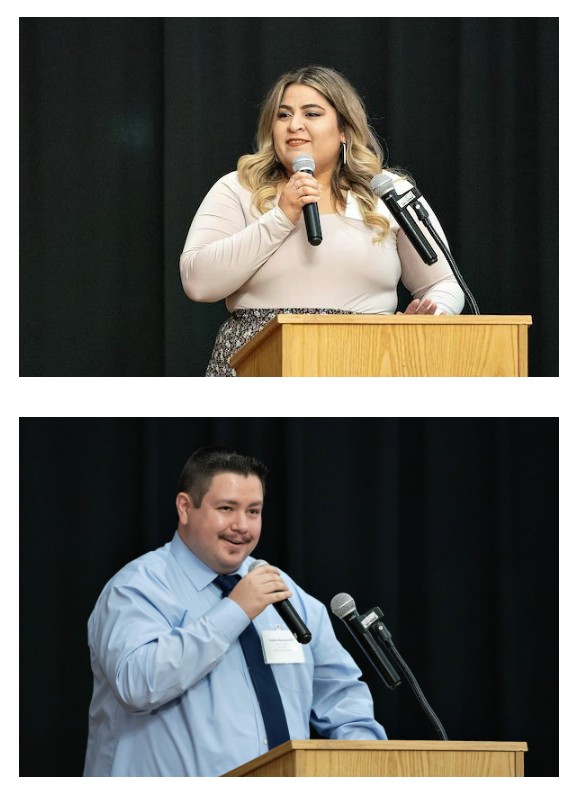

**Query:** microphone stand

left=364, top=606, right=449, bottom=741
left=410, top=198, right=481, bottom=316
left=385, top=180, right=481, bottom=315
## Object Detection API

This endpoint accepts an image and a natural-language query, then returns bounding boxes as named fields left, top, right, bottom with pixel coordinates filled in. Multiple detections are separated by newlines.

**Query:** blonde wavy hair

left=237, top=65, right=391, bottom=242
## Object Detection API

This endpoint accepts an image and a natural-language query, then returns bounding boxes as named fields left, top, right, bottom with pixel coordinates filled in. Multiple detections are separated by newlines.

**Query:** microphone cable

left=332, top=596, right=448, bottom=741
left=411, top=198, right=480, bottom=316
left=370, top=614, right=448, bottom=741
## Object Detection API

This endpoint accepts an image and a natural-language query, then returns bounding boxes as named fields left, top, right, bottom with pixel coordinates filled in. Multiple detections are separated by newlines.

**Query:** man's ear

left=175, top=492, right=193, bottom=524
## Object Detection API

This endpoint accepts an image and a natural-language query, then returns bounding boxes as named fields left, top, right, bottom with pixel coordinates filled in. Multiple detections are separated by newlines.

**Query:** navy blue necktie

left=213, top=573, right=290, bottom=750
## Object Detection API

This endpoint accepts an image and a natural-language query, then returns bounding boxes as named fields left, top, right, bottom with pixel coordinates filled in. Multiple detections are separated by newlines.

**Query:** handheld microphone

left=370, top=172, right=438, bottom=264
left=249, top=559, right=312, bottom=644
left=330, top=592, right=401, bottom=688
left=292, top=154, right=322, bottom=246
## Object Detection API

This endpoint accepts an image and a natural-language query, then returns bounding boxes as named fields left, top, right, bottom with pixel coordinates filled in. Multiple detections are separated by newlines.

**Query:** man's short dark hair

left=177, top=446, right=268, bottom=508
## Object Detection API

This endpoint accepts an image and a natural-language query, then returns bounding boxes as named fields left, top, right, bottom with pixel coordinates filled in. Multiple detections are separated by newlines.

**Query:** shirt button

left=264, top=739, right=268, bottom=745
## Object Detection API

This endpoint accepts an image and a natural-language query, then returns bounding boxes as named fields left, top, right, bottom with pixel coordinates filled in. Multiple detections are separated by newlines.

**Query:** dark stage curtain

left=20, top=18, right=558, bottom=377
left=19, top=418, right=557, bottom=776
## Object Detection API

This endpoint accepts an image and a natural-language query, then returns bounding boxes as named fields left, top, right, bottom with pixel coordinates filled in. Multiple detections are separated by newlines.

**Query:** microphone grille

left=370, top=172, right=394, bottom=197
left=330, top=592, right=357, bottom=618
left=248, top=558, right=268, bottom=572
left=292, top=154, right=315, bottom=173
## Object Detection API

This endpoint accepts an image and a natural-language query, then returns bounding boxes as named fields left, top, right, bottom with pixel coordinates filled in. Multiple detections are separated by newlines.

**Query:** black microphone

left=292, top=154, right=322, bottom=246
left=330, top=592, right=401, bottom=689
left=248, top=559, right=312, bottom=644
left=370, top=172, right=438, bottom=264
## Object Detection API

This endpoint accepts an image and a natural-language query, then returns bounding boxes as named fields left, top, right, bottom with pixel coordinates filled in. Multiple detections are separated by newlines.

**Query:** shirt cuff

left=260, top=204, right=296, bottom=232
left=207, top=596, right=251, bottom=643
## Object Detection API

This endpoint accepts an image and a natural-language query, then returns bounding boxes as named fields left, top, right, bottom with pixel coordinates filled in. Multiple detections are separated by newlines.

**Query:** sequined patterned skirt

left=206, top=308, right=359, bottom=377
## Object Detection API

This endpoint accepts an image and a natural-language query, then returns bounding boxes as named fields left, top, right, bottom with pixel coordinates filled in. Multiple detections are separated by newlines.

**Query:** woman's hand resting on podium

left=396, top=298, right=446, bottom=315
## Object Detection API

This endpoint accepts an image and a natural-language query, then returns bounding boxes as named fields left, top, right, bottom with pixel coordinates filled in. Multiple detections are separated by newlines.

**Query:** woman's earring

left=341, top=141, right=347, bottom=166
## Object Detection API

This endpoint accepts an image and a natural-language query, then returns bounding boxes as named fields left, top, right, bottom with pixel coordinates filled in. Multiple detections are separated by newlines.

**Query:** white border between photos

left=12, top=375, right=567, bottom=418
left=9, top=2, right=569, bottom=18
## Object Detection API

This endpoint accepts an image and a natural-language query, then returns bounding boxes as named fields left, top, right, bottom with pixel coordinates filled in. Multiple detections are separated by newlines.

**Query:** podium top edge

left=271, top=314, right=532, bottom=325
left=282, top=740, right=528, bottom=752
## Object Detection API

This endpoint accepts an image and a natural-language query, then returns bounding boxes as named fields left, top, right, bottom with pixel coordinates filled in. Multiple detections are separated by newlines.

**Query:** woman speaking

left=180, top=65, right=464, bottom=376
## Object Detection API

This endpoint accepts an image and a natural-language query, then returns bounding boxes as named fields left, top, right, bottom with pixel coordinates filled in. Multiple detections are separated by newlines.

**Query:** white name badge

left=261, top=629, right=305, bottom=664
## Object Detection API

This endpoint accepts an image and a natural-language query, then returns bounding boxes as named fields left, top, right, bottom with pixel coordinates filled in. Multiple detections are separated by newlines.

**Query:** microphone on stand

left=330, top=593, right=401, bottom=688
left=249, top=559, right=312, bottom=644
left=370, top=172, right=438, bottom=264
left=370, top=170, right=480, bottom=314
left=292, top=154, right=322, bottom=246
left=330, top=592, right=448, bottom=740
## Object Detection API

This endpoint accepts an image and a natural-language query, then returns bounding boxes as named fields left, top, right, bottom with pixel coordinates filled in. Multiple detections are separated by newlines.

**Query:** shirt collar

left=169, top=531, right=251, bottom=591
left=345, top=191, right=363, bottom=221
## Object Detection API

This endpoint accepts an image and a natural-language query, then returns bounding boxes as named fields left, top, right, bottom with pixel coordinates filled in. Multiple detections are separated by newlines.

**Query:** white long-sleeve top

left=180, top=171, right=464, bottom=315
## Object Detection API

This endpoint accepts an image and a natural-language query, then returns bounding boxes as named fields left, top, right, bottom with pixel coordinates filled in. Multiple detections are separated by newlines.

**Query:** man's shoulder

left=101, top=541, right=173, bottom=592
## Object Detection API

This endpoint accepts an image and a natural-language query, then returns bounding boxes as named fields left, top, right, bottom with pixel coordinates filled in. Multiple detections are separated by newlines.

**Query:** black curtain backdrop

left=20, top=17, right=558, bottom=377
left=19, top=417, right=557, bottom=777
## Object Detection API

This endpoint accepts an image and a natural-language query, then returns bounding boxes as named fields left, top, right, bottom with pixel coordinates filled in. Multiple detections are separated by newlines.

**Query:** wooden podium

left=223, top=740, right=528, bottom=777
left=229, top=314, right=533, bottom=377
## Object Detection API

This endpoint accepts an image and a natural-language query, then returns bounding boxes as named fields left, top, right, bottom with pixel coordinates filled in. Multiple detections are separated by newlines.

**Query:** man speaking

left=83, top=446, right=387, bottom=776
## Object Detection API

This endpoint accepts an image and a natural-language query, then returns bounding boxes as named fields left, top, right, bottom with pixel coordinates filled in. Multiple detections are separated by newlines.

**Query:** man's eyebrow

left=215, top=499, right=263, bottom=507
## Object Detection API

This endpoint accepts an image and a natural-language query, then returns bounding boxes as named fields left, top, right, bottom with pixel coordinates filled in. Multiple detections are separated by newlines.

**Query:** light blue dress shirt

left=83, top=532, right=387, bottom=776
